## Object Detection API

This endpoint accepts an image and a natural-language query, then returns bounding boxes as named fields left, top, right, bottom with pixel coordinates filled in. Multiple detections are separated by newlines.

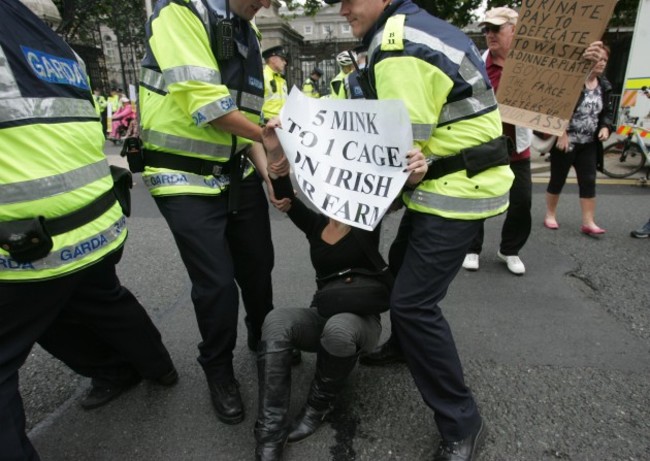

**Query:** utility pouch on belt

left=0, top=217, right=53, bottom=264
left=120, top=137, right=145, bottom=173
left=461, top=135, right=511, bottom=178
left=110, top=165, right=133, bottom=217
left=424, top=135, right=512, bottom=180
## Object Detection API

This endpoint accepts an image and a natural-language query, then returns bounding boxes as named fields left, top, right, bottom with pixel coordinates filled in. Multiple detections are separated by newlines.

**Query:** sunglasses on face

left=481, top=24, right=504, bottom=34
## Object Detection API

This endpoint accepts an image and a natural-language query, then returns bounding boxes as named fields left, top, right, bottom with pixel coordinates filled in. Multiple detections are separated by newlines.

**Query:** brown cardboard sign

left=498, top=0, right=617, bottom=135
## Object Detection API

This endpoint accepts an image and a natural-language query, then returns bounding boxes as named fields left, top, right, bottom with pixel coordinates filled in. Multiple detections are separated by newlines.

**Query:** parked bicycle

left=602, top=114, right=650, bottom=180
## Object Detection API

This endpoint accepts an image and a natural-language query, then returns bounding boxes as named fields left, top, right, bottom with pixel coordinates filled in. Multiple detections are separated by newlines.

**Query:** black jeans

left=468, top=159, right=532, bottom=256
left=0, top=249, right=174, bottom=461
left=390, top=211, right=482, bottom=441
left=154, top=175, right=274, bottom=381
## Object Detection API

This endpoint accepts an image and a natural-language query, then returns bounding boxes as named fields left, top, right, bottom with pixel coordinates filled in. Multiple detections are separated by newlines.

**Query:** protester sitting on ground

left=254, top=119, right=427, bottom=461
left=109, top=97, right=135, bottom=141
left=544, top=46, right=613, bottom=236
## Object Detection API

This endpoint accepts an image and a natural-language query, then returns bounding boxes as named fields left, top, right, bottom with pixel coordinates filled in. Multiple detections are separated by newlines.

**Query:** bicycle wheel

left=602, top=142, right=646, bottom=178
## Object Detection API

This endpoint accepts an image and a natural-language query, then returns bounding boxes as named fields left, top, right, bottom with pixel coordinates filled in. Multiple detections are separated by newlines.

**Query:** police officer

left=0, top=1, right=177, bottom=459
left=326, top=0, right=516, bottom=458
left=139, top=0, right=278, bottom=425
left=344, top=45, right=367, bottom=100
left=329, top=50, right=355, bottom=99
left=262, top=45, right=289, bottom=122
left=301, top=67, right=323, bottom=98
left=93, top=88, right=109, bottom=135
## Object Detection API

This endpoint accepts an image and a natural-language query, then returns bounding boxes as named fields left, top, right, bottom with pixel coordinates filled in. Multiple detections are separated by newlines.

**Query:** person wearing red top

left=461, top=7, right=532, bottom=275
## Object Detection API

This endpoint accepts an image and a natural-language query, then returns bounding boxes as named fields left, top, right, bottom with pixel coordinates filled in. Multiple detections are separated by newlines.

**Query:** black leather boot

left=359, top=334, right=405, bottom=366
left=287, top=347, right=358, bottom=444
left=254, top=341, right=294, bottom=461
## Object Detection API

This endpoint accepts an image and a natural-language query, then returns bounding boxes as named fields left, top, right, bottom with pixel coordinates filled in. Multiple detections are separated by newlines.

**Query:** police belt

left=424, top=135, right=512, bottom=180
left=0, top=189, right=117, bottom=264
left=143, top=150, right=232, bottom=177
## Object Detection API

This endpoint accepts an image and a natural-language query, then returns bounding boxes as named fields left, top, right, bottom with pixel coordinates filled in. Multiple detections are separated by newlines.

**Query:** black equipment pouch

left=0, top=217, right=53, bottom=264
left=120, top=136, right=145, bottom=173
left=356, top=68, right=377, bottom=100
left=110, top=165, right=133, bottom=217
left=270, top=80, right=277, bottom=93
left=461, top=135, right=511, bottom=178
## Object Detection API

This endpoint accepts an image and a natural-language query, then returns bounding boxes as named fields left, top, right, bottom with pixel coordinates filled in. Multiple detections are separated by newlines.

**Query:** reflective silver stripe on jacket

left=405, top=189, right=509, bottom=214
left=0, top=215, right=126, bottom=272
left=369, top=25, right=496, bottom=127
left=0, top=45, right=21, bottom=99
left=412, top=123, right=433, bottom=141
left=141, top=129, right=251, bottom=158
left=231, top=89, right=264, bottom=112
left=193, top=96, right=237, bottom=125
left=0, top=159, right=110, bottom=205
left=143, top=162, right=255, bottom=191
left=163, top=65, right=222, bottom=86
left=140, top=67, right=168, bottom=93
left=0, top=97, right=98, bottom=124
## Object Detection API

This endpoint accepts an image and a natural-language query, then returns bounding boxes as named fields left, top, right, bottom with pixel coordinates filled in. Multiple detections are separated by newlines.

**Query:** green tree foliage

left=53, top=0, right=146, bottom=49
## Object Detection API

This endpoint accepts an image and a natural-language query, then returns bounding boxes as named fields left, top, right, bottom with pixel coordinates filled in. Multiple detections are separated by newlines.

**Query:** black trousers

left=389, top=211, right=482, bottom=441
left=154, top=175, right=274, bottom=381
left=468, top=159, right=532, bottom=256
left=547, top=142, right=598, bottom=198
left=0, top=249, right=174, bottom=461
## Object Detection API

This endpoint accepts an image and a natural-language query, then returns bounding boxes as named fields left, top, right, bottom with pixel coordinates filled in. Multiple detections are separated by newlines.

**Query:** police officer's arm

left=209, top=112, right=263, bottom=143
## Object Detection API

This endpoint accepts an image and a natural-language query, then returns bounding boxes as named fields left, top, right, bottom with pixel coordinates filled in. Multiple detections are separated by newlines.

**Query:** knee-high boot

left=254, top=341, right=294, bottom=461
left=287, top=346, right=358, bottom=443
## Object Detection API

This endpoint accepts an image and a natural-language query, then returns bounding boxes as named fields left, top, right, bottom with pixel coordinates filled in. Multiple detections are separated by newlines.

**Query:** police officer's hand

left=404, top=148, right=428, bottom=188
left=262, top=117, right=284, bottom=163
left=582, top=41, right=605, bottom=63
left=271, top=196, right=292, bottom=213
left=267, top=155, right=290, bottom=178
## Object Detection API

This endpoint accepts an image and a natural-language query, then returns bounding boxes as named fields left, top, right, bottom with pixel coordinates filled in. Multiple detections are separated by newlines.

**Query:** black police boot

left=207, top=376, right=244, bottom=425
left=254, top=341, right=294, bottom=461
left=433, top=419, right=486, bottom=461
left=287, top=346, right=358, bottom=444
left=80, top=374, right=142, bottom=410
left=359, top=334, right=406, bottom=366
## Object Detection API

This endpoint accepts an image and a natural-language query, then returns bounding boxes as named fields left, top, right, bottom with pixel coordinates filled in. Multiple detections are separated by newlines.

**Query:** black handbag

left=313, top=229, right=393, bottom=318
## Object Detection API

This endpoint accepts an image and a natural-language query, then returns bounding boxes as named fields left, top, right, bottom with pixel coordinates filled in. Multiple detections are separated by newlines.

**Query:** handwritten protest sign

left=276, top=88, right=412, bottom=231
left=498, top=0, right=617, bottom=135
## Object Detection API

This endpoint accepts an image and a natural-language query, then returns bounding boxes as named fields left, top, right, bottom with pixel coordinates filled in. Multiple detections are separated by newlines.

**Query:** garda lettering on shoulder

left=21, top=46, right=90, bottom=90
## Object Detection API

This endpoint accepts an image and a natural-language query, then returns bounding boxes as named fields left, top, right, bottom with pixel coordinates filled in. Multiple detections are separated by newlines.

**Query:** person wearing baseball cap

left=262, top=45, right=289, bottom=121
left=460, top=6, right=533, bottom=276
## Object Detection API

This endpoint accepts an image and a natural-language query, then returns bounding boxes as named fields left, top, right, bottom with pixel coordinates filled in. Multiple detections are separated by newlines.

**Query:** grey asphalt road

left=19, top=142, right=650, bottom=461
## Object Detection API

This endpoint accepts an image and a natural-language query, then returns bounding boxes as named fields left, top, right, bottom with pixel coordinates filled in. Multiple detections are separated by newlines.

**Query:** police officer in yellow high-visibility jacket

left=301, top=66, right=322, bottom=98
left=139, top=0, right=279, bottom=425
left=329, top=51, right=355, bottom=99
left=261, top=45, right=288, bottom=122
left=0, top=2, right=177, bottom=458
left=327, top=0, right=515, bottom=459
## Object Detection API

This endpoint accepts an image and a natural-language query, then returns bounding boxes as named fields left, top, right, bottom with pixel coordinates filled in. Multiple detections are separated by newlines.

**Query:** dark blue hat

left=262, top=45, right=288, bottom=60
left=311, top=67, right=323, bottom=76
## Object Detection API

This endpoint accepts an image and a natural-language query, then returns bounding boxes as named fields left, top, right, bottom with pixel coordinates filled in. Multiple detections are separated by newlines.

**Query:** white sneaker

left=497, top=251, right=525, bottom=275
left=462, top=253, right=479, bottom=271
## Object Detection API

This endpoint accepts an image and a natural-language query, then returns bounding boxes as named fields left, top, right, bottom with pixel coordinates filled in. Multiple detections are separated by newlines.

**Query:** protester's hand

left=583, top=41, right=605, bottom=63
left=404, top=148, right=428, bottom=188
left=267, top=155, right=290, bottom=179
left=262, top=117, right=284, bottom=163
left=556, top=131, right=570, bottom=152
left=270, top=196, right=292, bottom=213
left=598, top=127, right=610, bottom=142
